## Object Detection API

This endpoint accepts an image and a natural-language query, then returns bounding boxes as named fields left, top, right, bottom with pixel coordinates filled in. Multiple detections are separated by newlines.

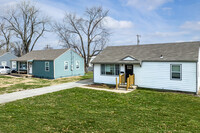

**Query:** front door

left=125, top=65, right=133, bottom=82
left=28, top=63, right=32, bottom=74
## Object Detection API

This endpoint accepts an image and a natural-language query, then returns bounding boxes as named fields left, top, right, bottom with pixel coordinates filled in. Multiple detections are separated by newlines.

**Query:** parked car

left=11, top=69, right=17, bottom=73
left=0, top=66, right=11, bottom=74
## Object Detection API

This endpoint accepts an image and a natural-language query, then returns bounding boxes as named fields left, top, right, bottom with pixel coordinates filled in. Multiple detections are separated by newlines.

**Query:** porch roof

left=92, top=41, right=200, bottom=64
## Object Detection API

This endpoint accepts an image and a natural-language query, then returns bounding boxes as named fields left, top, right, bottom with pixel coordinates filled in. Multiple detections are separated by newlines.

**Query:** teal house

left=12, top=49, right=84, bottom=79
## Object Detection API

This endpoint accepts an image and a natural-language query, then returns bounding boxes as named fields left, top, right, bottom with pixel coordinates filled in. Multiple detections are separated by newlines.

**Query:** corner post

left=116, top=77, right=118, bottom=90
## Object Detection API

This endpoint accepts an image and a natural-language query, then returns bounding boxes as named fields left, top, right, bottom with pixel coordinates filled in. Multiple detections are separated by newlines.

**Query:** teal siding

left=32, top=60, right=54, bottom=79
left=54, top=49, right=84, bottom=79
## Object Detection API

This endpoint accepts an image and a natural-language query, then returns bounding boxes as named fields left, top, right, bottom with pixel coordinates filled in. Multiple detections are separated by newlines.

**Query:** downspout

left=54, top=60, right=55, bottom=79
left=196, top=62, right=198, bottom=95
left=93, top=64, right=94, bottom=83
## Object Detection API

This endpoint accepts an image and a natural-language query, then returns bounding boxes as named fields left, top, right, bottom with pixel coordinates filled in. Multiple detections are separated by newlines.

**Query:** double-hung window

left=101, top=64, right=120, bottom=75
left=171, top=64, right=181, bottom=80
left=45, top=62, right=49, bottom=72
left=64, top=61, right=68, bottom=71
left=76, top=61, right=80, bottom=69
left=12, top=61, right=16, bottom=69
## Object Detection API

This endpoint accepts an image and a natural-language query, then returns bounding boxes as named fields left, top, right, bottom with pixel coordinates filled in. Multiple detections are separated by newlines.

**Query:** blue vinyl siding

left=32, top=60, right=54, bottom=79
left=0, top=53, right=17, bottom=67
left=54, top=49, right=84, bottom=79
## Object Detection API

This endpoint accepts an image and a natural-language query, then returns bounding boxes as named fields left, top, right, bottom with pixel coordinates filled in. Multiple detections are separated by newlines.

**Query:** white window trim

left=64, top=61, right=69, bottom=71
left=45, top=62, right=50, bottom=72
left=12, top=61, right=16, bottom=69
left=76, top=60, right=80, bottom=70
left=1, top=61, right=7, bottom=66
left=101, top=64, right=120, bottom=76
left=170, top=64, right=182, bottom=80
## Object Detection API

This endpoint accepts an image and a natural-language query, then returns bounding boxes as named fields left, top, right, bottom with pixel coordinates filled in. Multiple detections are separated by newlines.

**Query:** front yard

left=0, top=88, right=200, bottom=132
left=0, top=72, right=93, bottom=94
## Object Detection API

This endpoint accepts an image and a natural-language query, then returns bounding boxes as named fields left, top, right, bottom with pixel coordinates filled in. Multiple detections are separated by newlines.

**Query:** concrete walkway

left=0, top=79, right=93, bottom=104
left=80, top=86, right=135, bottom=94
left=0, top=79, right=136, bottom=104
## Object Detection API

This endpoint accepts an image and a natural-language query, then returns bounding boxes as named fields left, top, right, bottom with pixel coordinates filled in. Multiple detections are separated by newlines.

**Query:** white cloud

left=180, top=21, right=200, bottom=31
left=126, top=0, right=173, bottom=11
left=103, top=16, right=133, bottom=29
left=150, top=31, right=189, bottom=37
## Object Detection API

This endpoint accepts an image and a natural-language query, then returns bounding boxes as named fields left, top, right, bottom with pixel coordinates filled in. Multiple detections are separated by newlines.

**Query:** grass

left=0, top=72, right=93, bottom=94
left=0, top=88, right=200, bottom=132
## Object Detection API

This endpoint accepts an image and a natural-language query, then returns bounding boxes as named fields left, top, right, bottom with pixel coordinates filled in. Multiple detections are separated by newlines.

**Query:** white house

left=91, top=41, right=200, bottom=94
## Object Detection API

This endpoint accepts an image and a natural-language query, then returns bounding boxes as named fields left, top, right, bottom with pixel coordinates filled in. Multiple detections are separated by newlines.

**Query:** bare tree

left=13, top=41, right=24, bottom=57
left=0, top=20, right=13, bottom=52
left=3, top=1, right=50, bottom=54
left=53, top=7, right=110, bottom=72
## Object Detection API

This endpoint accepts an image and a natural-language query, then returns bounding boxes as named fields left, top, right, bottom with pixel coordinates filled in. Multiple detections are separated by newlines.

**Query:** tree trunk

left=84, top=58, right=88, bottom=73
left=6, top=42, right=9, bottom=52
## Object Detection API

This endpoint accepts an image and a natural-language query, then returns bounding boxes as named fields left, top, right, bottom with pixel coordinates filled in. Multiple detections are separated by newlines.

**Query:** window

left=171, top=64, right=181, bottom=80
left=76, top=61, right=80, bottom=69
left=64, top=61, right=68, bottom=71
left=1, top=61, right=7, bottom=66
left=101, top=64, right=120, bottom=75
left=20, top=62, right=27, bottom=70
left=12, top=61, right=16, bottom=69
left=45, top=62, right=49, bottom=71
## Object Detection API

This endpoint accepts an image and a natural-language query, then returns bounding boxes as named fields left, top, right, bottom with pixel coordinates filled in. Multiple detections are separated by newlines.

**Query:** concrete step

left=119, top=84, right=127, bottom=88
left=118, top=85, right=137, bottom=89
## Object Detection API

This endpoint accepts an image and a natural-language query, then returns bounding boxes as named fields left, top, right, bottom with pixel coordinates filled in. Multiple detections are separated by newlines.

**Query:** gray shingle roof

left=0, top=50, right=6, bottom=56
left=13, top=49, right=69, bottom=61
left=92, top=41, right=200, bottom=64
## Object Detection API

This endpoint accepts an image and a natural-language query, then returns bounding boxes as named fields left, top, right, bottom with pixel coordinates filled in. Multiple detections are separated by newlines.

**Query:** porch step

left=119, top=84, right=127, bottom=88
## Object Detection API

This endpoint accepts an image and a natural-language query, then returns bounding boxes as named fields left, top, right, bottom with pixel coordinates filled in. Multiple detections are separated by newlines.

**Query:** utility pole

left=46, top=44, right=49, bottom=49
left=136, top=34, right=141, bottom=45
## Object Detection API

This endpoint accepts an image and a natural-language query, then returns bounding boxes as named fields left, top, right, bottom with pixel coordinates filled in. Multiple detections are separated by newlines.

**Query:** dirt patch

left=86, top=84, right=116, bottom=90
left=0, top=77, right=34, bottom=88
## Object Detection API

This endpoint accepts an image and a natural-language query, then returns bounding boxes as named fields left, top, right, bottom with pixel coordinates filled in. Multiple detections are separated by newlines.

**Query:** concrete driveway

left=0, top=79, right=93, bottom=104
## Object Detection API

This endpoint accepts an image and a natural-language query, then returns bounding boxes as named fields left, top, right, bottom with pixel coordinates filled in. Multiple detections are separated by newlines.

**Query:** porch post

left=27, top=61, right=29, bottom=74
left=18, top=62, right=19, bottom=74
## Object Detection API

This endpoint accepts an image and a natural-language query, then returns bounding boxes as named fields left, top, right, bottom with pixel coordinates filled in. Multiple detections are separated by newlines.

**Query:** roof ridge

left=31, top=48, right=69, bottom=52
left=106, top=41, right=200, bottom=48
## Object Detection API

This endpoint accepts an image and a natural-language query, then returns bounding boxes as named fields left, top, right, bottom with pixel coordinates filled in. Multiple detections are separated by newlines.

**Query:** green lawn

left=0, top=72, right=93, bottom=94
left=0, top=88, right=200, bottom=132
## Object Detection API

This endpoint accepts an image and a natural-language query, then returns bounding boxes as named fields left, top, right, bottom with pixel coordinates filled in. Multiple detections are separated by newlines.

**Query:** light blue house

left=12, top=49, right=84, bottom=79
left=0, top=50, right=17, bottom=68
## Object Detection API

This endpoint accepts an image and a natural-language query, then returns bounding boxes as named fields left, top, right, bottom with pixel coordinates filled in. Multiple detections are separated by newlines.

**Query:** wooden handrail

left=117, top=73, right=135, bottom=90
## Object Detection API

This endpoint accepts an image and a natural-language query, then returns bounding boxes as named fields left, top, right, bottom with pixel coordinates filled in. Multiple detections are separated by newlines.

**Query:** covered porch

left=15, top=60, right=33, bottom=75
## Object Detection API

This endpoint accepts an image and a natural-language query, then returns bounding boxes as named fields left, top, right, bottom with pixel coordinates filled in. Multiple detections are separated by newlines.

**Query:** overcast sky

left=1, top=0, right=200, bottom=50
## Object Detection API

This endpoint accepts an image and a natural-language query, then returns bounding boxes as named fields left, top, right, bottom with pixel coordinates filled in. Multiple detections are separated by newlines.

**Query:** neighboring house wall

left=94, top=62, right=197, bottom=93
left=32, top=60, right=54, bottom=79
left=54, top=49, right=84, bottom=79
left=0, top=53, right=17, bottom=67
